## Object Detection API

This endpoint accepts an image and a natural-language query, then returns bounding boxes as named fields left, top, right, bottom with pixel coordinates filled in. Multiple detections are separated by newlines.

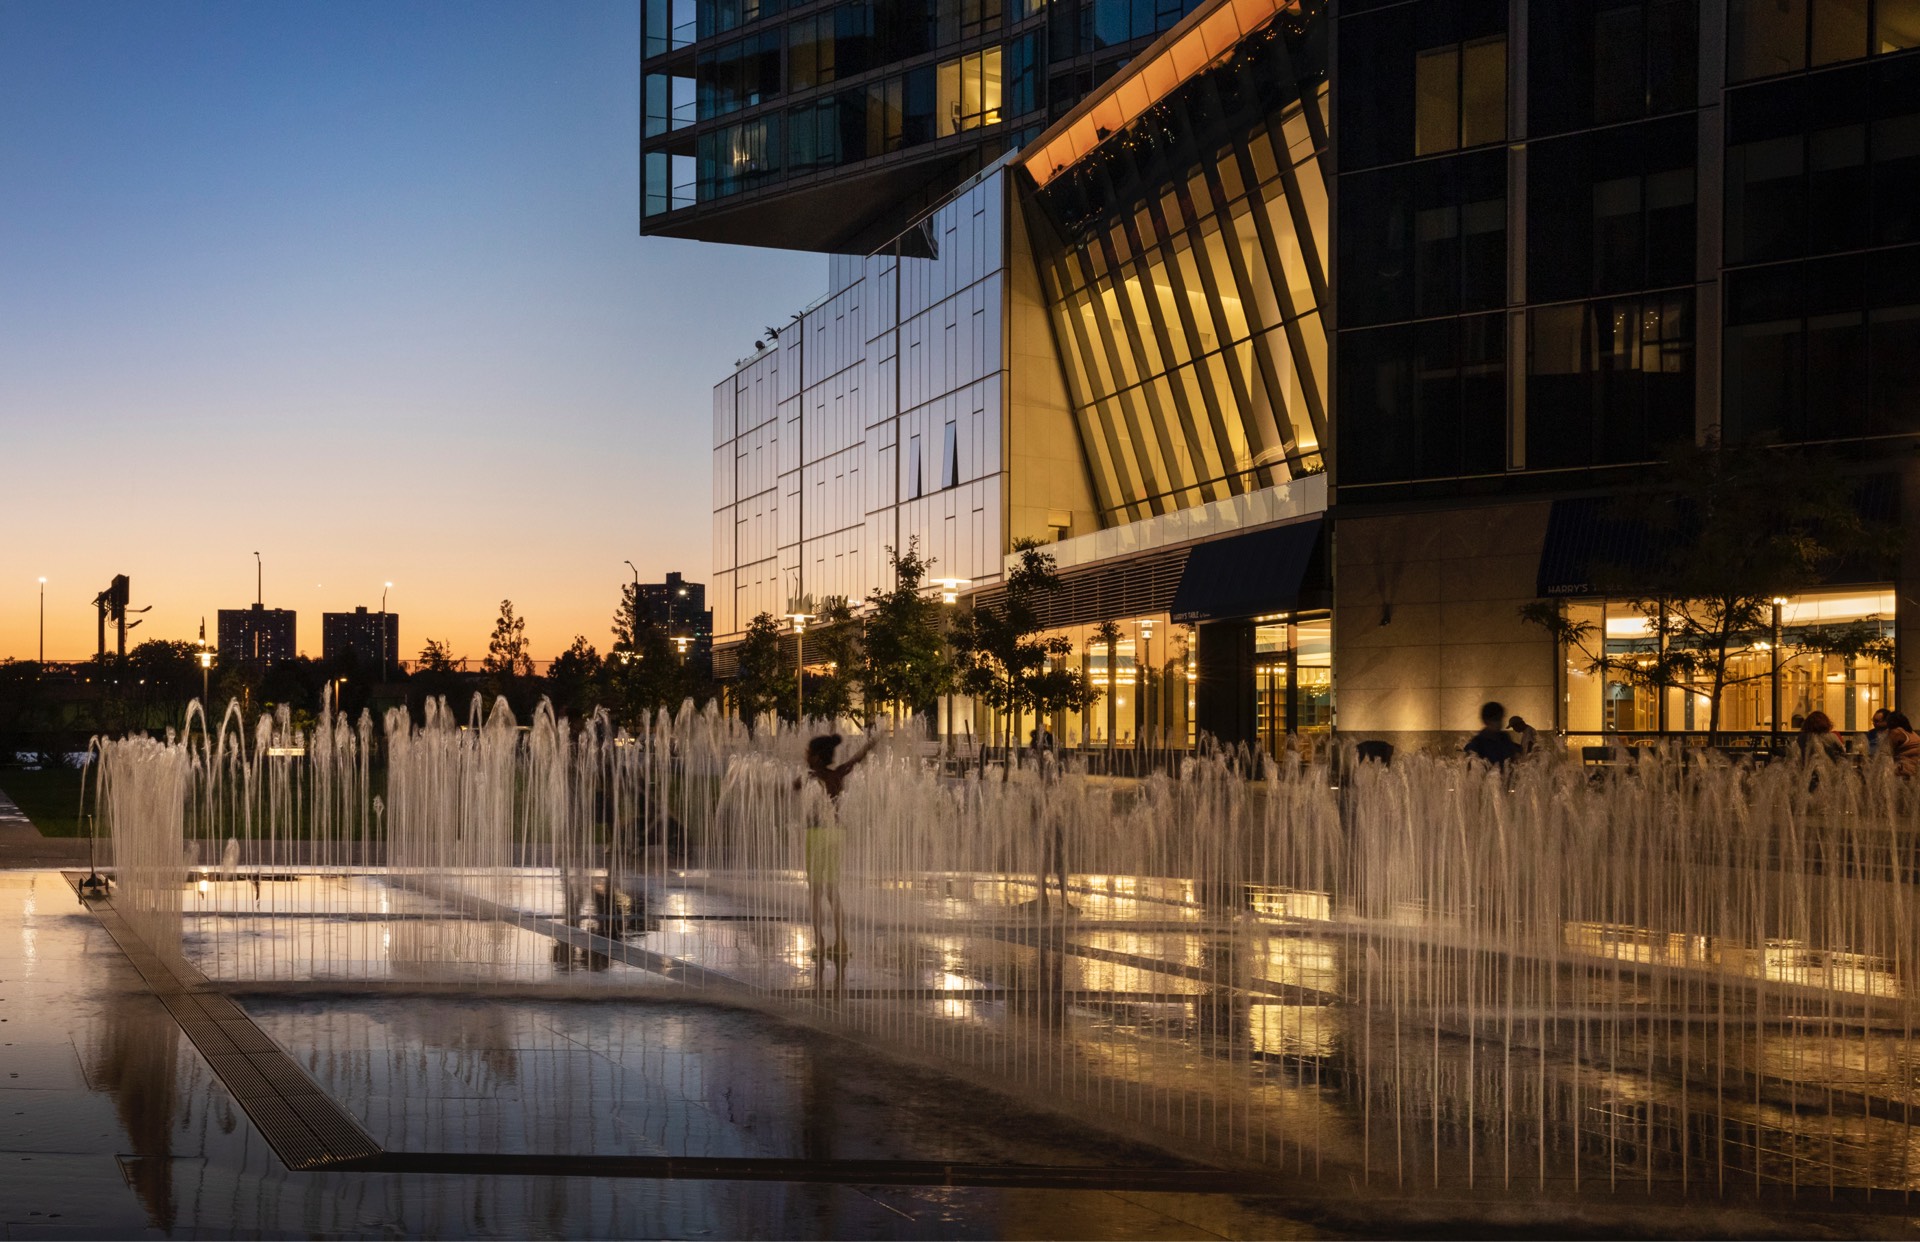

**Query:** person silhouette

left=793, top=730, right=876, bottom=962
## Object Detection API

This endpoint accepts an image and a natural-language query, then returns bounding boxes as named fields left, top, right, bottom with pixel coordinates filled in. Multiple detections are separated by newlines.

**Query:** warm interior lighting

left=1021, top=0, right=1305, bottom=189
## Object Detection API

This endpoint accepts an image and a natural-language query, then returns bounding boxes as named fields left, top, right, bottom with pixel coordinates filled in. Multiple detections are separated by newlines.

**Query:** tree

left=1521, top=436, right=1895, bottom=737
left=1091, top=619, right=1121, bottom=752
left=547, top=635, right=603, bottom=722
left=484, top=600, right=535, bottom=679
left=861, top=540, right=952, bottom=726
left=733, top=611, right=793, bottom=728
left=417, top=639, right=461, bottom=673
left=607, top=582, right=681, bottom=727
left=804, top=596, right=864, bottom=723
left=950, top=538, right=1088, bottom=773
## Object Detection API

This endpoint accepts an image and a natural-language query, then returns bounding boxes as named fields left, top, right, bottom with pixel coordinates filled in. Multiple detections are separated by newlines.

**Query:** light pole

left=673, top=635, right=692, bottom=666
left=931, top=577, right=971, bottom=754
left=1771, top=596, right=1788, bottom=745
left=787, top=611, right=815, bottom=722
left=381, top=582, right=393, bottom=683
left=1139, top=617, right=1156, bottom=753
left=37, top=577, right=45, bottom=665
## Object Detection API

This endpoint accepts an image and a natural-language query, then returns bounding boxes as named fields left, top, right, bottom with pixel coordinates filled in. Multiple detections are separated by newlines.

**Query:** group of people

left=1462, top=699, right=1920, bottom=778
left=1834, top=707, right=1920, bottom=777
left=1462, top=702, right=1542, bottom=768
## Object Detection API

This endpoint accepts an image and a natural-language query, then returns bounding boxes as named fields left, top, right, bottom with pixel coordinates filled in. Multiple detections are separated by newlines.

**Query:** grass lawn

left=0, top=766, right=90, bottom=837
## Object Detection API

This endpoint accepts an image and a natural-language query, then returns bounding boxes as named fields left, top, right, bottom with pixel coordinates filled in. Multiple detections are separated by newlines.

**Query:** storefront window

left=1559, top=588, right=1895, bottom=741
left=1253, top=612, right=1334, bottom=761
left=1015, top=616, right=1194, bottom=749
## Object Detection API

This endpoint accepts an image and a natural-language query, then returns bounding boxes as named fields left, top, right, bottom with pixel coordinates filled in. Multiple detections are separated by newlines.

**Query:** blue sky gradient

left=0, top=0, right=819, bottom=660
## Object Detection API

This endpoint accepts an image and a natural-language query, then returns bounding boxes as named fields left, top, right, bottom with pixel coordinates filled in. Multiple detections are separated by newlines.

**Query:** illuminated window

left=937, top=46, right=1003, bottom=137
left=1415, top=36, right=1506, bottom=156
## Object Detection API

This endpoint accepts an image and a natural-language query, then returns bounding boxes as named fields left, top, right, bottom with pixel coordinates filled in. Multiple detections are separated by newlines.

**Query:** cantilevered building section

left=639, top=0, right=1218, bottom=253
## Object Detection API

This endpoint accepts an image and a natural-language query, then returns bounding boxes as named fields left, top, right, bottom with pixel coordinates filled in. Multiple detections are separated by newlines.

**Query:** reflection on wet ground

left=15, top=864, right=1920, bottom=1237
left=4, top=869, right=1370, bottom=1239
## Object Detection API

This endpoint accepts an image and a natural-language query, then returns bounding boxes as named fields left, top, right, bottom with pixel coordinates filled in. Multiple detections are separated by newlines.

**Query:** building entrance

left=1253, top=615, right=1333, bottom=762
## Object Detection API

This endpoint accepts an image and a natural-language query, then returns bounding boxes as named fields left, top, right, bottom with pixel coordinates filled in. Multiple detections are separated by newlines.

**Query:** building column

left=1898, top=464, right=1920, bottom=717
left=1195, top=621, right=1256, bottom=752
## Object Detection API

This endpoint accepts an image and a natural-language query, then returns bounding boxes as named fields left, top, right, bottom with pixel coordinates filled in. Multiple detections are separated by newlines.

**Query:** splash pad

left=85, top=695, right=1920, bottom=1210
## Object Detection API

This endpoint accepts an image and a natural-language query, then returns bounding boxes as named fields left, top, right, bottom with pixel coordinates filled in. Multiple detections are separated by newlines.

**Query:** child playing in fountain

left=795, top=730, right=877, bottom=963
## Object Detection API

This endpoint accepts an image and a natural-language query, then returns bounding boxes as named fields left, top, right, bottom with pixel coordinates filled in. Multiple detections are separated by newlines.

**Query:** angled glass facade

left=1024, top=9, right=1330, bottom=525
left=710, top=171, right=1060, bottom=643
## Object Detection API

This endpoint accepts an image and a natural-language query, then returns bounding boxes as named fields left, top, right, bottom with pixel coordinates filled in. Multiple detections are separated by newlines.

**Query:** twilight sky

left=0, top=0, right=819, bottom=662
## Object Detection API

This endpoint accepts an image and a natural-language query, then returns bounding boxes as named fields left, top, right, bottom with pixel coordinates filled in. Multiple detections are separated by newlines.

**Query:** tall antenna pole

left=254, top=551, right=262, bottom=607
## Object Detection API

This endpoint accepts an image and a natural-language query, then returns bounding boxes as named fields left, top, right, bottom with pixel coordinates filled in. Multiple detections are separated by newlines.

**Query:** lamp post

left=930, top=577, right=971, bottom=755
left=1771, top=596, right=1788, bottom=745
left=787, top=611, right=815, bottom=722
left=1139, top=617, right=1156, bottom=753
left=381, top=582, right=392, bottom=683
left=37, top=577, right=45, bottom=666
left=199, top=648, right=213, bottom=706
left=673, top=635, right=692, bottom=665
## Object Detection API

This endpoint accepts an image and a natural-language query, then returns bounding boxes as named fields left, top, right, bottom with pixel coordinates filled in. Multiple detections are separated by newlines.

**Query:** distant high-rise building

left=322, top=606, right=400, bottom=670
left=217, top=604, right=297, bottom=667
left=637, top=571, right=713, bottom=677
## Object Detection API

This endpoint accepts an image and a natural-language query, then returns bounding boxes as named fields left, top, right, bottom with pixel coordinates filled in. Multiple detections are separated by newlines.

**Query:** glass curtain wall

left=1027, top=11, right=1331, bottom=526
left=1560, top=588, right=1896, bottom=740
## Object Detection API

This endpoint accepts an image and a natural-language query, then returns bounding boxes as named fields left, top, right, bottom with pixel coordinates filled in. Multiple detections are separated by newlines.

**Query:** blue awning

left=1170, top=517, right=1324, bottom=623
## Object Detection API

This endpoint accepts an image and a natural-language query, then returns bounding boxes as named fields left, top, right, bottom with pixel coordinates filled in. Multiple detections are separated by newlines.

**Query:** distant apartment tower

left=321, top=606, right=400, bottom=670
left=638, top=571, right=713, bottom=677
left=217, top=604, right=297, bottom=667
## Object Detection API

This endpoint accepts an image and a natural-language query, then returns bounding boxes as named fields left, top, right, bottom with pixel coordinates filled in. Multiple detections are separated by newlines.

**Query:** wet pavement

left=11, top=859, right=1920, bottom=1238
left=0, top=868, right=1366, bottom=1239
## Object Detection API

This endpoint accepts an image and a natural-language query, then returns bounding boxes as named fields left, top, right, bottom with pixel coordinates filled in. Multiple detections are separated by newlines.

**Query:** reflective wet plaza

left=4, top=868, right=1377, bottom=1239
left=5, top=861, right=1917, bottom=1239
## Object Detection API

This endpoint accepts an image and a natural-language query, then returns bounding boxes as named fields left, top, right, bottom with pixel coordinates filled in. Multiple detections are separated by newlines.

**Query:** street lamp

left=672, top=635, right=692, bottom=665
left=1138, top=617, right=1156, bottom=752
left=929, top=577, right=971, bottom=752
left=381, top=582, right=393, bottom=683
left=1771, top=596, right=1789, bottom=743
left=37, top=577, right=45, bottom=666
left=787, top=611, right=815, bottom=721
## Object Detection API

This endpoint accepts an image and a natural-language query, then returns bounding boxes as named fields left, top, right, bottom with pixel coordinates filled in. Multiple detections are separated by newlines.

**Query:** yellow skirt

left=804, top=825, right=844, bottom=886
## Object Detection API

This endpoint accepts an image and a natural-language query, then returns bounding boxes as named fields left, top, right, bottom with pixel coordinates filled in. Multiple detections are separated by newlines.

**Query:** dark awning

left=1535, top=497, right=1661, bottom=597
left=1170, top=517, right=1324, bottom=623
left=1536, top=476, right=1899, bottom=597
